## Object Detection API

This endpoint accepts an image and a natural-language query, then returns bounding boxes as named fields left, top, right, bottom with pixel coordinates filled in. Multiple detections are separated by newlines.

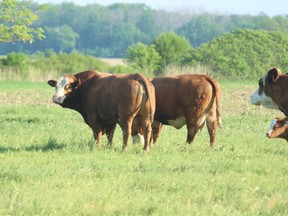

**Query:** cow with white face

left=48, top=75, right=79, bottom=105
left=251, top=68, right=288, bottom=115
left=266, top=118, right=288, bottom=141
left=48, top=70, right=155, bottom=152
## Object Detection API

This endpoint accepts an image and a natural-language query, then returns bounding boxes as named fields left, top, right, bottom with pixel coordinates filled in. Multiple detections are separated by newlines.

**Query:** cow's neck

left=61, top=84, right=86, bottom=117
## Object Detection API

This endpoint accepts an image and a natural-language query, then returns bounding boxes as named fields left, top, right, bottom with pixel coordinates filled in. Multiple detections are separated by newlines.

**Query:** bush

left=188, top=29, right=288, bottom=79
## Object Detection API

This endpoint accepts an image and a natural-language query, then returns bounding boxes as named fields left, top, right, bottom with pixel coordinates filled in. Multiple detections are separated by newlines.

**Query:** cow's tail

left=207, top=77, right=222, bottom=128
left=135, top=73, right=155, bottom=122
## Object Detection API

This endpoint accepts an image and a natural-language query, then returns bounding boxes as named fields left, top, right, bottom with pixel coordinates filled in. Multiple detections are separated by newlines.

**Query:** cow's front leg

left=94, top=130, right=103, bottom=150
left=87, top=113, right=103, bottom=149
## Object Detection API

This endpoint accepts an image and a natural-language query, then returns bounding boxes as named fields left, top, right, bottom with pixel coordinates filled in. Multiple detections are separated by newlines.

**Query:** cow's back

left=152, top=74, right=215, bottom=124
left=84, top=73, right=154, bottom=124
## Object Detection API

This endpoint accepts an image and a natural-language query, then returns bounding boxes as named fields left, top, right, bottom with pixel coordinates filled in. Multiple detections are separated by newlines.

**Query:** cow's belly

left=167, top=117, right=186, bottom=129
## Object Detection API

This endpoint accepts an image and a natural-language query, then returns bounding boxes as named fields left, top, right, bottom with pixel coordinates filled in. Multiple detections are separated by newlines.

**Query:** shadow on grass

left=0, top=137, right=66, bottom=153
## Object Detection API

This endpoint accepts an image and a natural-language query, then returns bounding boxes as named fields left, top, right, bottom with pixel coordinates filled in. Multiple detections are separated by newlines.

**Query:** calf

left=48, top=70, right=155, bottom=151
left=266, top=118, right=288, bottom=141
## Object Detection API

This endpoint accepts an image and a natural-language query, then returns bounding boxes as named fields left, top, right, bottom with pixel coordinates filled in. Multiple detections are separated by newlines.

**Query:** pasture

left=0, top=79, right=288, bottom=215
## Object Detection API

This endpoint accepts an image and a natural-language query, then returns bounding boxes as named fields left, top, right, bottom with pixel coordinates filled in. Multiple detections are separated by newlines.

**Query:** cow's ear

left=47, top=80, right=57, bottom=87
left=267, top=68, right=281, bottom=83
left=71, top=80, right=80, bottom=89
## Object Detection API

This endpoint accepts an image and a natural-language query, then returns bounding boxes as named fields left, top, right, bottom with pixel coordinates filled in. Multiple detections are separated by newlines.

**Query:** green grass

left=0, top=80, right=288, bottom=215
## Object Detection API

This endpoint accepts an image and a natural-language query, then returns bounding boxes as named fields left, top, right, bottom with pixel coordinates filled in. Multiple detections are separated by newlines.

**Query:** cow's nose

left=266, top=132, right=271, bottom=138
left=52, top=95, right=61, bottom=103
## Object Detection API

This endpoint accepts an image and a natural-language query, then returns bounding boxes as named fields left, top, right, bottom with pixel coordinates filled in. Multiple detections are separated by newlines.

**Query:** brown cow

left=47, top=70, right=155, bottom=151
left=133, top=74, right=222, bottom=147
left=266, top=118, right=288, bottom=141
left=251, top=67, right=288, bottom=115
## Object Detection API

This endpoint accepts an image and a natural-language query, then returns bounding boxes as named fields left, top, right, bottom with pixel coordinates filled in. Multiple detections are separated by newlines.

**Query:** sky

left=36, top=0, right=288, bottom=16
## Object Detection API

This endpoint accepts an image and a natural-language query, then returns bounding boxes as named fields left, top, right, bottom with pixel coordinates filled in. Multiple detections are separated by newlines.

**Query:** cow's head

left=47, top=74, right=80, bottom=104
left=266, top=118, right=288, bottom=140
left=250, top=68, right=279, bottom=109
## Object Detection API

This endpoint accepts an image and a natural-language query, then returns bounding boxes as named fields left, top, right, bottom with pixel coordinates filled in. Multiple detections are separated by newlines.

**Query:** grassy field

left=0, top=79, right=288, bottom=215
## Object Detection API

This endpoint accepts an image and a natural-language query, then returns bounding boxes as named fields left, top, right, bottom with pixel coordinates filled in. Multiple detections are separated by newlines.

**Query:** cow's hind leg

left=186, top=115, right=198, bottom=144
left=106, top=124, right=116, bottom=147
left=206, top=109, right=217, bottom=148
left=120, top=118, right=133, bottom=150
left=186, top=111, right=207, bottom=144
left=186, top=124, right=198, bottom=144
left=139, top=116, right=152, bottom=152
left=152, top=122, right=163, bottom=144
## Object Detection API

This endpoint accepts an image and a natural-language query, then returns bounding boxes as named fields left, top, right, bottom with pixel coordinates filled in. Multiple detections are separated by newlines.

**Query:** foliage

left=107, top=64, right=134, bottom=75
left=1, top=52, right=26, bottom=67
left=188, top=29, right=288, bottom=79
left=0, top=52, right=138, bottom=80
left=0, top=0, right=46, bottom=43
left=126, top=42, right=160, bottom=74
left=44, top=25, right=79, bottom=53
left=29, top=52, right=110, bottom=74
left=2, top=3, right=288, bottom=57
left=152, top=32, right=192, bottom=75
left=1, top=52, right=28, bottom=75
left=177, top=15, right=225, bottom=47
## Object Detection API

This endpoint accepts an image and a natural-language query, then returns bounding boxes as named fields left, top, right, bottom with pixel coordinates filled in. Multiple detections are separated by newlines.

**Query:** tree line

left=2, top=29, right=288, bottom=79
left=1, top=2, right=288, bottom=58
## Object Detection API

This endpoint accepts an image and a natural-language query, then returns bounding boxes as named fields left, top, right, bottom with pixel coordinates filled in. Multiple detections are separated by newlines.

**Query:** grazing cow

left=251, top=67, right=288, bottom=114
left=47, top=70, right=155, bottom=151
left=133, top=74, right=222, bottom=147
left=266, top=118, right=288, bottom=141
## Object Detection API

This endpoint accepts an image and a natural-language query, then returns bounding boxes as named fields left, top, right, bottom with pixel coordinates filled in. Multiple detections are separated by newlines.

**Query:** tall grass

left=0, top=79, right=288, bottom=215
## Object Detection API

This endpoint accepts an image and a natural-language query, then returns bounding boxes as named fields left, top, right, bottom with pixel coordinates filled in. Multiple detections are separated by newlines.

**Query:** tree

left=152, top=32, right=192, bottom=74
left=44, top=25, right=79, bottom=53
left=188, top=29, right=288, bottom=79
left=127, top=42, right=160, bottom=74
left=0, top=0, right=46, bottom=43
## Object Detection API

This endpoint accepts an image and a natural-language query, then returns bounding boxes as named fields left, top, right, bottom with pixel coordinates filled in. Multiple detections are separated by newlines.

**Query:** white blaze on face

left=250, top=75, right=278, bottom=110
left=266, top=119, right=277, bottom=137
left=52, top=76, right=69, bottom=104
left=266, top=119, right=288, bottom=137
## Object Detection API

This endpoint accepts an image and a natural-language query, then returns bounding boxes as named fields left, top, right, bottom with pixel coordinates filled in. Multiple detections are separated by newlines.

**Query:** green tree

left=0, top=0, right=46, bottom=43
left=189, top=29, right=288, bottom=79
left=177, top=15, right=225, bottom=47
left=152, top=32, right=191, bottom=74
left=127, top=42, right=160, bottom=74
left=44, top=25, right=79, bottom=53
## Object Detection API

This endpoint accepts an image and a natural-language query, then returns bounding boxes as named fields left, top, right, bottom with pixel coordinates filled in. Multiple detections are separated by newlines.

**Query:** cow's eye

left=65, top=85, right=72, bottom=91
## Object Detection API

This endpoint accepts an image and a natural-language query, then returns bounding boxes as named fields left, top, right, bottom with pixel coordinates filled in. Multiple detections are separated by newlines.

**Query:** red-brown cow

left=133, top=74, right=222, bottom=147
left=266, top=118, right=288, bottom=141
left=47, top=70, right=155, bottom=151
left=251, top=67, right=288, bottom=115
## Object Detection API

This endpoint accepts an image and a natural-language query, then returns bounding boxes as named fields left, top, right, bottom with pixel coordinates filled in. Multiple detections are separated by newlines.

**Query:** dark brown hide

left=48, top=70, right=155, bottom=151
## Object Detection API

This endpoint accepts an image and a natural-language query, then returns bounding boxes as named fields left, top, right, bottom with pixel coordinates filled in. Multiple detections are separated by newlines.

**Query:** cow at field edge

left=250, top=67, right=288, bottom=114
left=133, top=74, right=222, bottom=147
left=266, top=118, right=288, bottom=141
left=47, top=70, right=155, bottom=151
